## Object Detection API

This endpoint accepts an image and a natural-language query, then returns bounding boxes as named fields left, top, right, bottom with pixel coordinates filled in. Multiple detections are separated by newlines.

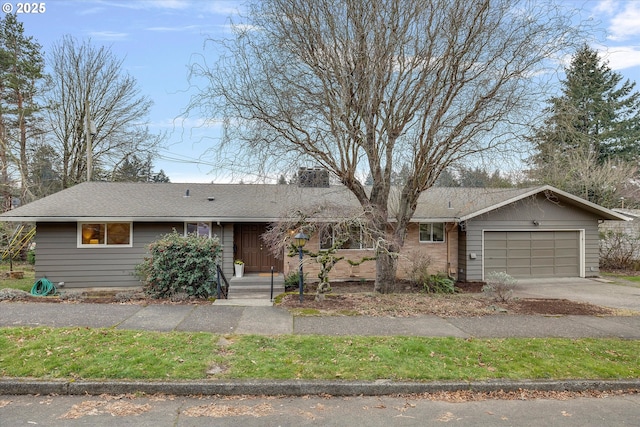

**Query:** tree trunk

left=374, top=249, right=398, bottom=293
left=0, top=117, right=12, bottom=212
left=17, top=91, right=30, bottom=204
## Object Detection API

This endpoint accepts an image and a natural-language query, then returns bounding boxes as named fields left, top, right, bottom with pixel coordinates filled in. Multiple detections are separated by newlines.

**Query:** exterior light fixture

left=293, top=232, right=308, bottom=302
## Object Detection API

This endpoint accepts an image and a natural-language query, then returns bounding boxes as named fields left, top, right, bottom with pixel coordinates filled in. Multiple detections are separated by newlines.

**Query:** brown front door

left=235, top=224, right=282, bottom=273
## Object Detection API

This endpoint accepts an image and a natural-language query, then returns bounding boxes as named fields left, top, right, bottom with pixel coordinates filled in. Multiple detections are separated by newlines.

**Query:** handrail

left=216, top=264, right=229, bottom=299
left=270, top=266, right=274, bottom=301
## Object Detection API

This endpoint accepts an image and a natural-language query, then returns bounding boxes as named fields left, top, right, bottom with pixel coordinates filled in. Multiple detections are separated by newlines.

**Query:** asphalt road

left=2, top=393, right=640, bottom=426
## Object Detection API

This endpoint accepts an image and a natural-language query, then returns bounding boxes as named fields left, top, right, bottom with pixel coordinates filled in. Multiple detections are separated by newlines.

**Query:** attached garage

left=455, top=186, right=629, bottom=282
left=484, top=230, right=581, bottom=278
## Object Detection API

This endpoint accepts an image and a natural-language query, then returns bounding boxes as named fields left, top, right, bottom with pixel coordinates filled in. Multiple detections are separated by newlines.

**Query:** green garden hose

left=30, top=278, right=57, bottom=296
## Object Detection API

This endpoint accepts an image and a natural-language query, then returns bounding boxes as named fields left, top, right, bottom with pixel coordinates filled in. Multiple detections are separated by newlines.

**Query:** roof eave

left=0, top=216, right=282, bottom=223
left=458, top=185, right=631, bottom=222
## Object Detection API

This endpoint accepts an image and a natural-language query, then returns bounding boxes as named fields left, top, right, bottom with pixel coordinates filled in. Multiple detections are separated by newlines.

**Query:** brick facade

left=284, top=222, right=458, bottom=282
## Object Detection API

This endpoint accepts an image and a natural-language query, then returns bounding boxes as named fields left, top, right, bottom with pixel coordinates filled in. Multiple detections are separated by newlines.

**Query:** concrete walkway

left=1, top=300, right=640, bottom=339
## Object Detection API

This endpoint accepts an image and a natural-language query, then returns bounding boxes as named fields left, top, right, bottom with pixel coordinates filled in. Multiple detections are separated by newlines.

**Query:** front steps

left=223, top=274, right=285, bottom=301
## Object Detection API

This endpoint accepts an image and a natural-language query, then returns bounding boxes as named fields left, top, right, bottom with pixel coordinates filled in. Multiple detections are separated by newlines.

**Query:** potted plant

left=234, top=259, right=244, bottom=277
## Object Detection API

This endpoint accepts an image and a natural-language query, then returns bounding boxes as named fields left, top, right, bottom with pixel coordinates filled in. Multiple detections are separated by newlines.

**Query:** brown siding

left=35, top=222, right=181, bottom=288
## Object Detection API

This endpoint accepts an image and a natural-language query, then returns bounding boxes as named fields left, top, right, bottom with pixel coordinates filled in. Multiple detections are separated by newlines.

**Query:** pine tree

left=0, top=13, right=45, bottom=208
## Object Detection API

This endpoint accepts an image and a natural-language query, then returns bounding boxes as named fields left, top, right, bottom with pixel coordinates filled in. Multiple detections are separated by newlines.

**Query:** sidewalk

left=2, top=301, right=640, bottom=338
left=1, top=301, right=639, bottom=397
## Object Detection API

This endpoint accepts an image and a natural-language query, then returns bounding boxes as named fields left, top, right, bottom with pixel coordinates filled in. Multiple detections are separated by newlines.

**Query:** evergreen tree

left=529, top=45, right=640, bottom=206
left=112, top=155, right=148, bottom=182
left=434, top=168, right=459, bottom=187
left=27, top=143, right=62, bottom=198
left=112, top=154, right=170, bottom=183
left=0, top=13, right=45, bottom=208
left=152, top=169, right=170, bottom=183
left=531, top=45, right=640, bottom=166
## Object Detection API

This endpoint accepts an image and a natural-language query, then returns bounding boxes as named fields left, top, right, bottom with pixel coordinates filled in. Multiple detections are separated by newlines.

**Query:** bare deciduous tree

left=188, top=0, right=585, bottom=292
left=530, top=143, right=637, bottom=208
left=262, top=202, right=376, bottom=297
left=44, top=36, right=162, bottom=188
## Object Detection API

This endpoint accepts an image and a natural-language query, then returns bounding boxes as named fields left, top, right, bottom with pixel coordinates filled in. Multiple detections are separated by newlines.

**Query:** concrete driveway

left=512, top=277, right=640, bottom=312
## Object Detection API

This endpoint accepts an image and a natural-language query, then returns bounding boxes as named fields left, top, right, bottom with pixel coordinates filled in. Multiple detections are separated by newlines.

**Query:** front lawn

left=1, top=327, right=639, bottom=382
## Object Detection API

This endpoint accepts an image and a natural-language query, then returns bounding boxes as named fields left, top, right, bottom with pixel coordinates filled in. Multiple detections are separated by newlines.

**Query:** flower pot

left=234, top=264, right=244, bottom=278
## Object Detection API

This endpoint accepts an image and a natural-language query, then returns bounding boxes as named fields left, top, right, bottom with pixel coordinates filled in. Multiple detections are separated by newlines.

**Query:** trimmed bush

left=135, top=231, right=221, bottom=299
left=424, top=274, right=456, bottom=294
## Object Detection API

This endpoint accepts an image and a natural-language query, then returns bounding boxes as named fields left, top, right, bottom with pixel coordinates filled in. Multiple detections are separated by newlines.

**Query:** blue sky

left=13, top=0, right=640, bottom=183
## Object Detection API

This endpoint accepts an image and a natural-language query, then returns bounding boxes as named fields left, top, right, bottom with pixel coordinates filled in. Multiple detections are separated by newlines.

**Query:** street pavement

left=2, top=392, right=640, bottom=426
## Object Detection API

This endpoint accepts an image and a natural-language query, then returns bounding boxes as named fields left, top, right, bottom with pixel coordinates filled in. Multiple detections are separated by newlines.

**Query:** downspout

left=217, top=221, right=223, bottom=266
left=446, top=223, right=454, bottom=279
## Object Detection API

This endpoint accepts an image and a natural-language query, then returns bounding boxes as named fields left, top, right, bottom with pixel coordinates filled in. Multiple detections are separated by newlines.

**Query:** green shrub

left=27, top=250, right=35, bottom=265
left=284, top=270, right=306, bottom=292
left=135, top=231, right=221, bottom=299
left=424, top=274, right=456, bottom=294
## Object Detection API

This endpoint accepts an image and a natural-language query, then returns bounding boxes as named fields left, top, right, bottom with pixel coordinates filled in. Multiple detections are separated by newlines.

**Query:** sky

left=11, top=0, right=640, bottom=183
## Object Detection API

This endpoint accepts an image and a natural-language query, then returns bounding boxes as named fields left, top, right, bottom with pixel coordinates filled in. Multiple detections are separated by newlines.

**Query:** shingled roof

left=0, top=182, right=628, bottom=222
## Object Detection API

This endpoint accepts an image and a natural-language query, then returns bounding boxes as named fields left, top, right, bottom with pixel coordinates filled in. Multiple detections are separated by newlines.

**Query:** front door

left=235, top=224, right=282, bottom=273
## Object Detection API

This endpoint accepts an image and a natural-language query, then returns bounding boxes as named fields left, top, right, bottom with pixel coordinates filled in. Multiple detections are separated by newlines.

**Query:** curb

left=2, top=378, right=639, bottom=396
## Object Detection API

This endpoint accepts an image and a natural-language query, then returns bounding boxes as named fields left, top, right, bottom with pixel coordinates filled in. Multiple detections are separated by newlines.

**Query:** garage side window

left=419, top=223, right=444, bottom=243
left=79, top=223, right=132, bottom=247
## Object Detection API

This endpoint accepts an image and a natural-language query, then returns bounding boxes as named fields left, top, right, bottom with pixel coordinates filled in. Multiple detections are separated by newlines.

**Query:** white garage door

left=484, top=231, right=580, bottom=278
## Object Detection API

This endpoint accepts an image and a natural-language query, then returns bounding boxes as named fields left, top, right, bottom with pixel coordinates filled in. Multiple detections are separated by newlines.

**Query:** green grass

left=600, top=271, right=640, bottom=285
left=0, top=262, right=36, bottom=292
left=618, top=275, right=640, bottom=283
left=1, top=327, right=639, bottom=382
left=0, top=327, right=216, bottom=380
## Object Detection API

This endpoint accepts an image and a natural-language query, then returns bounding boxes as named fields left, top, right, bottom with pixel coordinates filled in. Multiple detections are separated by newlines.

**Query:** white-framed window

left=185, top=222, right=211, bottom=238
left=320, top=225, right=374, bottom=250
left=78, top=222, right=132, bottom=247
left=419, top=223, right=445, bottom=243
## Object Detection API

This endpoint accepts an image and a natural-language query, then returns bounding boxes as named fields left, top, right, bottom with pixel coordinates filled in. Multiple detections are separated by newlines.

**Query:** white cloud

left=607, top=2, right=640, bottom=40
left=146, top=25, right=201, bottom=32
left=594, top=0, right=616, bottom=15
left=597, top=45, right=640, bottom=70
left=88, top=0, right=240, bottom=14
left=201, top=1, right=244, bottom=15
left=88, top=31, right=129, bottom=41
left=95, top=0, right=190, bottom=11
